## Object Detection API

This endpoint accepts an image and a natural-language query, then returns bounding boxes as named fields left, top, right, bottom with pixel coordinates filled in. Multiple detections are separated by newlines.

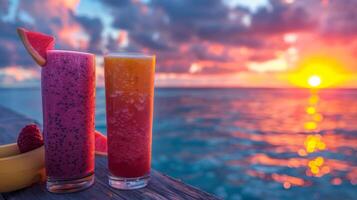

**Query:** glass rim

left=47, top=50, right=94, bottom=56
left=105, top=52, right=155, bottom=59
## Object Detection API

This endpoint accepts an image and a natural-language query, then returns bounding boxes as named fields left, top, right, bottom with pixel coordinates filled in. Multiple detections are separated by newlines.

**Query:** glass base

left=108, top=173, right=150, bottom=190
left=46, top=173, right=94, bottom=193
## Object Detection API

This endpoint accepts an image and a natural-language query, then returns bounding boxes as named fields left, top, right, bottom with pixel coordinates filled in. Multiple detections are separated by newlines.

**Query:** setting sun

left=308, top=75, right=321, bottom=87
left=288, top=55, right=348, bottom=88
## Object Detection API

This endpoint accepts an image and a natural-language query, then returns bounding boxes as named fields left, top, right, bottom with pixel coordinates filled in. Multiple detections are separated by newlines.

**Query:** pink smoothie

left=42, top=50, right=96, bottom=179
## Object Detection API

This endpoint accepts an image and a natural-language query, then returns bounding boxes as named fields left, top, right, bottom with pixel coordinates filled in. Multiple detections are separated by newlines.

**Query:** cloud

left=1, top=0, right=357, bottom=87
left=250, top=0, right=316, bottom=35
left=0, top=0, right=9, bottom=15
left=0, top=0, right=84, bottom=69
left=74, top=14, right=104, bottom=53
left=320, top=0, right=357, bottom=38
left=101, top=0, right=131, bottom=7
left=18, top=0, right=84, bottom=50
left=0, top=20, right=34, bottom=68
left=248, top=56, right=289, bottom=73
left=0, top=45, right=11, bottom=66
left=152, top=0, right=248, bottom=45
left=0, top=0, right=104, bottom=65
left=131, top=32, right=174, bottom=51
left=0, top=66, right=40, bottom=87
left=98, top=0, right=320, bottom=76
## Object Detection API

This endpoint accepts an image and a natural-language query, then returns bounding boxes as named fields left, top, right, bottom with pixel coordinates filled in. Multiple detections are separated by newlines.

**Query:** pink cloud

left=0, top=66, right=40, bottom=87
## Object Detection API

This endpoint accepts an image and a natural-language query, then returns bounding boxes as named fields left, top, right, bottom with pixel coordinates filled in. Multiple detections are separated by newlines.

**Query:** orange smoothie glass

left=104, top=53, right=155, bottom=189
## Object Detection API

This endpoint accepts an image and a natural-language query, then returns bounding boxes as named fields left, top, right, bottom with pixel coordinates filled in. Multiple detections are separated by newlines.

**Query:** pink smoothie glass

left=42, top=50, right=96, bottom=193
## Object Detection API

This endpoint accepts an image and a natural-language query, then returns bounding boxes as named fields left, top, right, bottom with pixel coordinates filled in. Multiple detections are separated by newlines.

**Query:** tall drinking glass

left=42, top=50, right=96, bottom=193
left=104, top=53, right=155, bottom=189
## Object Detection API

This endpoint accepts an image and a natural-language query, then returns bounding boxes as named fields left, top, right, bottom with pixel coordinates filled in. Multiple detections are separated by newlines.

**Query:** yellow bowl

left=0, top=143, right=45, bottom=193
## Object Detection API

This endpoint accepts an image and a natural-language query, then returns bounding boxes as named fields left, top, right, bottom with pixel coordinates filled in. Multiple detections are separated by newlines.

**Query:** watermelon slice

left=17, top=27, right=55, bottom=66
left=95, top=130, right=108, bottom=156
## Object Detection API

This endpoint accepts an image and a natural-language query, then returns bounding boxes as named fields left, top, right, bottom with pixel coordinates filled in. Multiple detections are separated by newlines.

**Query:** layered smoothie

left=42, top=50, right=96, bottom=191
left=104, top=53, right=155, bottom=189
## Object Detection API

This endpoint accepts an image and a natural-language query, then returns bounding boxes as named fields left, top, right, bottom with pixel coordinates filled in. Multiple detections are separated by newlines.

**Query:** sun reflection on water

left=299, top=134, right=326, bottom=155
left=300, top=90, right=329, bottom=177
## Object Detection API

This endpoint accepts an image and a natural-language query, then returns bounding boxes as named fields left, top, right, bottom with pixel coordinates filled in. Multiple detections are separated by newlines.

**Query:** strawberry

left=17, top=124, right=44, bottom=153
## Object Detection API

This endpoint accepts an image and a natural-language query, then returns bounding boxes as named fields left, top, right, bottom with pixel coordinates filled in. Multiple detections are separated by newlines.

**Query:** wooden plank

left=0, top=106, right=219, bottom=200
left=93, top=157, right=219, bottom=200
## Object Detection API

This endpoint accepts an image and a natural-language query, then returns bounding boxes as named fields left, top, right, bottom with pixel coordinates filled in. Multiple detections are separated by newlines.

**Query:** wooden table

left=0, top=106, right=219, bottom=200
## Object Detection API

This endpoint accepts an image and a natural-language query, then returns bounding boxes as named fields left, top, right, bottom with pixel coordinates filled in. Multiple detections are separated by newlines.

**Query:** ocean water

left=0, top=88, right=356, bottom=200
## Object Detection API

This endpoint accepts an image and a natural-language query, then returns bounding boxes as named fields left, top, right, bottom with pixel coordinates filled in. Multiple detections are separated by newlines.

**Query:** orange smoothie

left=104, top=53, right=155, bottom=189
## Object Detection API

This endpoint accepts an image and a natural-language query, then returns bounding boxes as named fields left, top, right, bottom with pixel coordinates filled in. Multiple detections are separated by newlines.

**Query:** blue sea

left=0, top=88, right=357, bottom=200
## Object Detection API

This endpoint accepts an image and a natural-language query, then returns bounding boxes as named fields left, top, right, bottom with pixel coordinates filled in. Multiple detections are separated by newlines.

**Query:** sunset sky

left=0, top=0, right=357, bottom=88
